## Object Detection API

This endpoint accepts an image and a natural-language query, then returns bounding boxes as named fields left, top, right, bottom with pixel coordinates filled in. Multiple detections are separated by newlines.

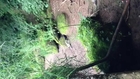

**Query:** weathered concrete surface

left=45, top=0, right=98, bottom=75
left=50, top=0, right=97, bottom=36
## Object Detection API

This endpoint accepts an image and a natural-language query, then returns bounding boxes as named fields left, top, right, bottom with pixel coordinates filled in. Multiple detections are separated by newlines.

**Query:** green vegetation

left=78, top=18, right=112, bottom=72
left=56, top=13, right=69, bottom=35
left=0, top=0, right=60, bottom=79
left=58, top=35, right=67, bottom=46
left=42, top=61, right=74, bottom=79
left=0, top=0, right=74, bottom=78
left=0, top=0, right=126, bottom=78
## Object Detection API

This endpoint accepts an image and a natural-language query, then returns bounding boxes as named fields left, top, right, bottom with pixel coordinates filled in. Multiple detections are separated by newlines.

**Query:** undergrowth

left=0, top=0, right=124, bottom=78
left=0, top=0, right=60, bottom=79
left=42, top=61, right=75, bottom=79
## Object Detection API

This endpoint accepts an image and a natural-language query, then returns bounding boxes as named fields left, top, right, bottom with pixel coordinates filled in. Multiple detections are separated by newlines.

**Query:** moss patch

left=46, top=42, right=58, bottom=54
left=56, top=13, right=69, bottom=35
left=78, top=18, right=110, bottom=72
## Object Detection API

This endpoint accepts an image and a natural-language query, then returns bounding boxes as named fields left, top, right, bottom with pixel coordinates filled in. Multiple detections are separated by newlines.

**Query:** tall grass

left=42, top=62, right=75, bottom=79
left=0, top=0, right=59, bottom=79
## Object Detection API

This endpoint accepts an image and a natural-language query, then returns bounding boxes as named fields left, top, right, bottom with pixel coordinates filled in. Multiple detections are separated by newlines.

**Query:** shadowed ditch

left=87, top=15, right=139, bottom=74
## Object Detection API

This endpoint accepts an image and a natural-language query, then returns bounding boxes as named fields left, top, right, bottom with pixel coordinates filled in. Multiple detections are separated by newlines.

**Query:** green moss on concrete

left=78, top=18, right=109, bottom=72
left=56, top=13, right=69, bottom=35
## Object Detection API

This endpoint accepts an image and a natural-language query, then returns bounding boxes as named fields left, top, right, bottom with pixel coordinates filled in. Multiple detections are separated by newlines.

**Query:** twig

left=0, top=42, right=5, bottom=48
